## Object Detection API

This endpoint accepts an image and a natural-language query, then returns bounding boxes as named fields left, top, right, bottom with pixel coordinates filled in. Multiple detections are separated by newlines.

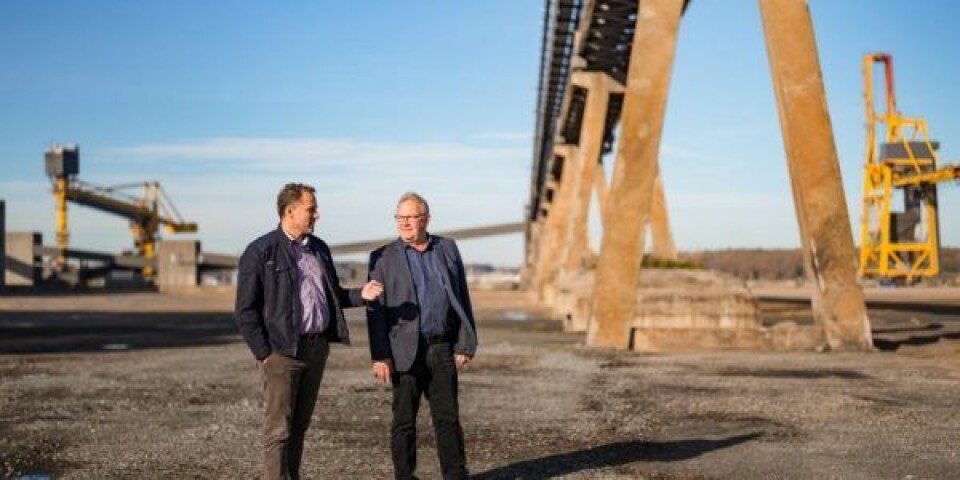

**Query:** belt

left=422, top=333, right=454, bottom=345
left=300, top=332, right=327, bottom=341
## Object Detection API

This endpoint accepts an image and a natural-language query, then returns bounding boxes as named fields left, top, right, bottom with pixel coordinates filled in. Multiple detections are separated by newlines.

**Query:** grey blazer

left=366, top=236, right=477, bottom=372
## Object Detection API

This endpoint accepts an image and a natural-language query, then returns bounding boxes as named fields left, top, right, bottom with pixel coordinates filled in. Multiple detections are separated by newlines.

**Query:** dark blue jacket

left=366, top=236, right=477, bottom=372
left=235, top=227, right=363, bottom=361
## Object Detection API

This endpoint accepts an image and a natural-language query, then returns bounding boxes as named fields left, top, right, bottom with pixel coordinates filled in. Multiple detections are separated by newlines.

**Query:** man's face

left=285, top=192, right=318, bottom=238
left=395, top=200, right=429, bottom=244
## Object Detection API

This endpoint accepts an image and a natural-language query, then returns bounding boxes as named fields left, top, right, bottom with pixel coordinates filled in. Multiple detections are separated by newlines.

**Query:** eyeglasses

left=394, top=214, right=426, bottom=223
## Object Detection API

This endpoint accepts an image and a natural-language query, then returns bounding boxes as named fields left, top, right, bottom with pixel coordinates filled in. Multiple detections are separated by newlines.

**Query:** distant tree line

left=679, top=247, right=960, bottom=281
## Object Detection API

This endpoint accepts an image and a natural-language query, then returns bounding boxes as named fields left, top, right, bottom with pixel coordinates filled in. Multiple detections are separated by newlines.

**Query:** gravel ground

left=2, top=288, right=959, bottom=479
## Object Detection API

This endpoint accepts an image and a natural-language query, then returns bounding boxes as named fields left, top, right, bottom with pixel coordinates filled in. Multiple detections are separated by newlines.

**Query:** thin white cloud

left=0, top=179, right=51, bottom=198
left=41, top=138, right=533, bottom=264
left=467, top=131, right=532, bottom=142
left=103, top=137, right=528, bottom=173
left=703, top=123, right=770, bottom=141
left=670, top=190, right=792, bottom=210
left=659, top=143, right=706, bottom=161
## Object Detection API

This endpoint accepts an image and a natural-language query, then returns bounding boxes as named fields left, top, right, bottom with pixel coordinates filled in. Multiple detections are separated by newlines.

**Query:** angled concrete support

left=649, top=171, right=677, bottom=260
left=759, top=0, right=872, bottom=350
left=561, top=72, right=623, bottom=274
left=591, top=143, right=676, bottom=262
left=588, top=0, right=685, bottom=349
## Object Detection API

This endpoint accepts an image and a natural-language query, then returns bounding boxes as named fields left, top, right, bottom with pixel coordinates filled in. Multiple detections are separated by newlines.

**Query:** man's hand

left=455, top=353, right=472, bottom=370
left=372, top=360, right=393, bottom=383
left=259, top=353, right=276, bottom=366
left=361, top=280, right=384, bottom=301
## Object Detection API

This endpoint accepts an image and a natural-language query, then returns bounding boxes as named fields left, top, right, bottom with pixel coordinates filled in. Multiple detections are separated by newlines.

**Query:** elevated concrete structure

left=527, top=0, right=872, bottom=353
left=329, top=222, right=525, bottom=256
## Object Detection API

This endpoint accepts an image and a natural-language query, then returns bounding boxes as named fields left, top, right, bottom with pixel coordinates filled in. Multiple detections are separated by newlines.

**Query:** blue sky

left=1, top=1, right=958, bottom=267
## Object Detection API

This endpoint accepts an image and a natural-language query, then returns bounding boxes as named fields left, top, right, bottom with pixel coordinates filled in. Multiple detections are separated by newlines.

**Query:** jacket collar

left=391, top=234, right=435, bottom=253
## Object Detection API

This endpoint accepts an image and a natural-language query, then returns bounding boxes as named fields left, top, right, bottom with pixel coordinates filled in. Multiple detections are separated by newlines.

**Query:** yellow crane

left=45, top=145, right=198, bottom=278
left=859, top=53, right=960, bottom=283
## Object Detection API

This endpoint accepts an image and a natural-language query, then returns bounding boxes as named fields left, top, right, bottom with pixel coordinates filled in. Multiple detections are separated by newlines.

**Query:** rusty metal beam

left=588, top=0, right=685, bottom=349
left=758, top=0, right=872, bottom=351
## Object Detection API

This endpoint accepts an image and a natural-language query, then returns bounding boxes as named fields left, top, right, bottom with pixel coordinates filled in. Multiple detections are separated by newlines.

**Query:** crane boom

left=45, top=145, right=198, bottom=279
left=64, top=182, right=197, bottom=232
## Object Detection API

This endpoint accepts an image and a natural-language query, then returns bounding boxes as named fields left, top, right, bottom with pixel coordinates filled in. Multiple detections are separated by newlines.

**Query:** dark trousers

left=260, top=336, right=330, bottom=480
left=391, top=341, right=467, bottom=480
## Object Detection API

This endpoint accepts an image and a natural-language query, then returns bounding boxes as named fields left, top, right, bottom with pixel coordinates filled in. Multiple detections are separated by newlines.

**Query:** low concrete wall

left=157, top=240, right=200, bottom=288
left=546, top=267, right=827, bottom=352
left=4, top=232, right=42, bottom=287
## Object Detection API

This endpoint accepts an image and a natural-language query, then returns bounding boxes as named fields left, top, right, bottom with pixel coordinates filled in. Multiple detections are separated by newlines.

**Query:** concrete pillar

left=520, top=219, right=541, bottom=288
left=4, top=232, right=42, bottom=287
left=759, top=0, right=872, bottom=351
left=588, top=0, right=685, bottom=349
left=0, top=200, right=5, bottom=290
left=561, top=72, right=622, bottom=274
left=156, top=240, right=200, bottom=288
left=533, top=146, right=580, bottom=300
left=650, top=171, right=678, bottom=260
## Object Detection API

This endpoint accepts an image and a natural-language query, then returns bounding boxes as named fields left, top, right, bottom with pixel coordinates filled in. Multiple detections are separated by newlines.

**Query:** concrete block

left=630, top=327, right=769, bottom=353
left=553, top=269, right=593, bottom=332
left=764, top=322, right=826, bottom=351
left=157, top=240, right=200, bottom=288
left=4, top=232, right=42, bottom=287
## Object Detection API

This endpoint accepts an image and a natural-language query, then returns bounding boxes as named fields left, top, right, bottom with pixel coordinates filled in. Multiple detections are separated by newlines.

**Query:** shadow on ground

left=873, top=330, right=960, bottom=351
left=0, top=311, right=239, bottom=354
left=471, top=432, right=763, bottom=479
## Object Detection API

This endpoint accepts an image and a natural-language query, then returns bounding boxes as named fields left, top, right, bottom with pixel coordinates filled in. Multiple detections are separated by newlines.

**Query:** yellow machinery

left=859, top=53, right=960, bottom=282
left=45, top=145, right=198, bottom=278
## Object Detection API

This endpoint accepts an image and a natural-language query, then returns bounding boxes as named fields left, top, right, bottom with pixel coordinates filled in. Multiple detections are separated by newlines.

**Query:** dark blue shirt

left=404, top=237, right=452, bottom=339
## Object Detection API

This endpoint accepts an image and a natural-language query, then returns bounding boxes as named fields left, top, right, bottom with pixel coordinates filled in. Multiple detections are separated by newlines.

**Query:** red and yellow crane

left=858, top=53, right=960, bottom=282
left=45, top=145, right=198, bottom=278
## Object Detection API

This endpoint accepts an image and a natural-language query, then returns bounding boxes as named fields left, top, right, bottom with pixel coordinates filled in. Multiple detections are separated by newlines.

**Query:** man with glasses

left=235, top=183, right=383, bottom=479
left=366, top=191, right=477, bottom=480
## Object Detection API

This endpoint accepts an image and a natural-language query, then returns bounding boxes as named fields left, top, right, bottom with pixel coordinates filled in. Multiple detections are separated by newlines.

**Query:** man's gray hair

left=397, top=191, right=430, bottom=215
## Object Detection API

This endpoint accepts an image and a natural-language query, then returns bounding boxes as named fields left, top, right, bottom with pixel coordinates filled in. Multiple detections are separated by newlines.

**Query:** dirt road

left=2, top=288, right=959, bottom=479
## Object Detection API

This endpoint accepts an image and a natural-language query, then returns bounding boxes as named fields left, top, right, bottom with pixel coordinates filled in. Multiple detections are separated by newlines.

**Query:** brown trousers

left=260, top=336, right=330, bottom=480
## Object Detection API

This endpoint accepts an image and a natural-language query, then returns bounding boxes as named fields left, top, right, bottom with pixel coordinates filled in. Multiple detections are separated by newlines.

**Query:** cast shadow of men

left=472, top=431, right=763, bottom=479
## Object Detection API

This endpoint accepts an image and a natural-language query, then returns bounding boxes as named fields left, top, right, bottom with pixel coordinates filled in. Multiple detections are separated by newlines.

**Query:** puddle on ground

left=501, top=311, right=530, bottom=322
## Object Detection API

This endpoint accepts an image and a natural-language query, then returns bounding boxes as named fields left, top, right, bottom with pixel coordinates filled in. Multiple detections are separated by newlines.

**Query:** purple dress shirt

left=286, top=234, right=329, bottom=335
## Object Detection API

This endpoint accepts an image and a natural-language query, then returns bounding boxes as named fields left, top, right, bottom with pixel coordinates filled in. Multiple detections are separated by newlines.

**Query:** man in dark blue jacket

left=367, top=192, right=477, bottom=480
left=236, top=183, right=382, bottom=480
